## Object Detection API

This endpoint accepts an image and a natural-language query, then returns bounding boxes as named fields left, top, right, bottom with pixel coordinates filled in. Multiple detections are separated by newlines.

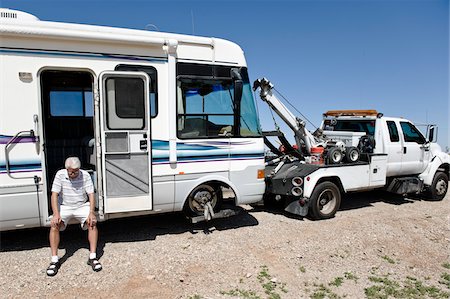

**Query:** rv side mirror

left=231, top=68, right=243, bottom=103
left=428, top=125, right=435, bottom=143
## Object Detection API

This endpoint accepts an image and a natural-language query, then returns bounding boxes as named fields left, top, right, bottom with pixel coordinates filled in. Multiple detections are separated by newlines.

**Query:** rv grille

left=1, top=12, right=17, bottom=19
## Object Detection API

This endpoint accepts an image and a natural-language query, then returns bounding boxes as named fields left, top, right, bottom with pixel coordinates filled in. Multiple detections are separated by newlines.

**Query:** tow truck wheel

left=309, top=181, right=341, bottom=220
left=428, top=172, right=448, bottom=201
left=184, top=184, right=222, bottom=216
left=326, top=147, right=343, bottom=164
left=345, top=146, right=360, bottom=163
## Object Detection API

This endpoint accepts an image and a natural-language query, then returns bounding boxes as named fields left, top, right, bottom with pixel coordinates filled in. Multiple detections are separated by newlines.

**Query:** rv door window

left=105, top=77, right=146, bottom=130
left=115, top=65, right=158, bottom=118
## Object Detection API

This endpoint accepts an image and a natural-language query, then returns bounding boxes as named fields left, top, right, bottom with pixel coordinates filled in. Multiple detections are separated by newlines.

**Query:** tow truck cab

left=320, top=110, right=446, bottom=178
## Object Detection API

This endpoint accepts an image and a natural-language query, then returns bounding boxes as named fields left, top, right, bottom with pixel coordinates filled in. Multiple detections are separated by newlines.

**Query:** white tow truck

left=254, top=78, right=450, bottom=220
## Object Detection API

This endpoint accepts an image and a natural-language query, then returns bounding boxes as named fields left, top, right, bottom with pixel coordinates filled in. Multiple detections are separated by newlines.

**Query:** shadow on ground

left=250, top=190, right=429, bottom=220
left=0, top=207, right=258, bottom=255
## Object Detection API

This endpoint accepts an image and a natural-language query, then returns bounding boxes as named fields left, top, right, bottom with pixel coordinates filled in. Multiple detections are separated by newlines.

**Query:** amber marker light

left=257, top=169, right=265, bottom=179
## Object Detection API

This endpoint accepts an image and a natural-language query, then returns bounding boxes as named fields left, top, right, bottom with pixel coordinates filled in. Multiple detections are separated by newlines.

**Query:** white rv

left=0, top=9, right=265, bottom=231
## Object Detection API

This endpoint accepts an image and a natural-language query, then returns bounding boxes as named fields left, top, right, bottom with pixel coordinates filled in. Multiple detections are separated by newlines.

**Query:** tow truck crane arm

left=253, top=78, right=322, bottom=156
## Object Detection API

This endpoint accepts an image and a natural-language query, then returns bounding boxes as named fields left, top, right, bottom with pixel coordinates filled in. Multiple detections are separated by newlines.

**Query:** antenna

left=191, top=9, right=195, bottom=34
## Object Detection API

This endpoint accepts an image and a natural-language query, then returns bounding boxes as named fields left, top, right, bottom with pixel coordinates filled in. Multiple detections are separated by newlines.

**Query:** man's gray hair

left=65, top=157, right=81, bottom=169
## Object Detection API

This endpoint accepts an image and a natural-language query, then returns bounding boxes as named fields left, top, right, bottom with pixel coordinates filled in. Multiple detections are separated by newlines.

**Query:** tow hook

left=203, top=201, right=215, bottom=221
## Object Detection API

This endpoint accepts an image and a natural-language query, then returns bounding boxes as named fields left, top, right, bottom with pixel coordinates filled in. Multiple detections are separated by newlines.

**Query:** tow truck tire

left=345, top=146, right=360, bottom=163
left=428, top=172, right=448, bottom=201
left=309, top=181, right=341, bottom=220
left=326, top=147, right=343, bottom=164
left=184, top=184, right=222, bottom=216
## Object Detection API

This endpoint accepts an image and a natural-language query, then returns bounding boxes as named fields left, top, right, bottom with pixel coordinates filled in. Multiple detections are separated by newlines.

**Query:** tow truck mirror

left=427, top=125, right=436, bottom=143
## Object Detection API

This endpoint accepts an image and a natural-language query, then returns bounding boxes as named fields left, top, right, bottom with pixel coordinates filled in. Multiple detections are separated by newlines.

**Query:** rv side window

left=115, top=65, right=158, bottom=118
left=386, top=121, right=400, bottom=142
left=176, top=63, right=261, bottom=139
left=177, top=79, right=234, bottom=138
left=49, top=90, right=93, bottom=117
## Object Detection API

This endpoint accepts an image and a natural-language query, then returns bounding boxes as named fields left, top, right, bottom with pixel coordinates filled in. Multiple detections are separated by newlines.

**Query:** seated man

left=46, top=157, right=102, bottom=276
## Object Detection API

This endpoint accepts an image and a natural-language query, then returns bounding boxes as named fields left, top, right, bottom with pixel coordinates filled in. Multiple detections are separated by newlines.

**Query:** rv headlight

left=291, top=177, right=303, bottom=187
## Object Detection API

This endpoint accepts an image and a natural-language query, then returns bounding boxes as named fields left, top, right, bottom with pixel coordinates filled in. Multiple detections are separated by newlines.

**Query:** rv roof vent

left=0, top=9, right=39, bottom=21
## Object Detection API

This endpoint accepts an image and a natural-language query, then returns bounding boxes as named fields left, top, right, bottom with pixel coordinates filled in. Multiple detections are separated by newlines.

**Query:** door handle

left=140, top=140, right=148, bottom=150
left=403, top=147, right=407, bottom=154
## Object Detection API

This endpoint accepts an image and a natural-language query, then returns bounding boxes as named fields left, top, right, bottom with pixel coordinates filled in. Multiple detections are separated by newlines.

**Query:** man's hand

left=50, top=213, right=61, bottom=227
left=87, top=211, right=97, bottom=228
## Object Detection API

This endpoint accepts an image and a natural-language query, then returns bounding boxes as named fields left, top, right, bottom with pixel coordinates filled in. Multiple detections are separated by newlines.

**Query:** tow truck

left=254, top=78, right=450, bottom=220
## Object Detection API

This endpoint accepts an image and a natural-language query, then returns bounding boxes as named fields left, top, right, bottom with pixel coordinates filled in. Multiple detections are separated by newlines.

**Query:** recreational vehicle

left=0, top=9, right=265, bottom=231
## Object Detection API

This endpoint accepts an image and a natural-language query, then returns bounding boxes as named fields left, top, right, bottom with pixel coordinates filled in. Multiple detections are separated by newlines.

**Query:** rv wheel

left=427, top=172, right=448, bottom=201
left=184, top=184, right=222, bottom=216
left=345, top=146, right=360, bottom=163
left=326, top=147, right=343, bottom=164
left=309, top=181, right=341, bottom=220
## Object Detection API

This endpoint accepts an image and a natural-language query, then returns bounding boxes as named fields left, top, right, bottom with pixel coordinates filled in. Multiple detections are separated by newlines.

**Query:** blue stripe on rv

left=0, top=48, right=168, bottom=63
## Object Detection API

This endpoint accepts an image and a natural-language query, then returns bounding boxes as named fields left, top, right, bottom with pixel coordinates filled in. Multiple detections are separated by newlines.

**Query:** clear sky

left=2, top=0, right=449, bottom=149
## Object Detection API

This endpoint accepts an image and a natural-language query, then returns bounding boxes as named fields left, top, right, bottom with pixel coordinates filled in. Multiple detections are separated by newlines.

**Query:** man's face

left=67, top=168, right=80, bottom=179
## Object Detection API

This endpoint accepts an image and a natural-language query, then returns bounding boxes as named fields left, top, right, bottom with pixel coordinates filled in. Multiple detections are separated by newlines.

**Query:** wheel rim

left=331, top=151, right=342, bottom=163
left=349, top=150, right=359, bottom=162
left=317, top=188, right=338, bottom=215
left=189, top=186, right=217, bottom=214
left=435, top=179, right=448, bottom=196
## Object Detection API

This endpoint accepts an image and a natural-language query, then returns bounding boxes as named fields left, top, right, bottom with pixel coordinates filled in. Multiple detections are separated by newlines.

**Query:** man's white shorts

left=58, top=202, right=91, bottom=231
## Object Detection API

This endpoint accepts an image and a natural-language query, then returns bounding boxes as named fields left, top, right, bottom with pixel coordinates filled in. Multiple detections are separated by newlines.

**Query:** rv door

left=98, top=72, right=152, bottom=213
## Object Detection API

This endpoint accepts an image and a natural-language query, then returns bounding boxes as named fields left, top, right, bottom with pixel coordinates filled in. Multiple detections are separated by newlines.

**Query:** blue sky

left=2, top=0, right=449, bottom=149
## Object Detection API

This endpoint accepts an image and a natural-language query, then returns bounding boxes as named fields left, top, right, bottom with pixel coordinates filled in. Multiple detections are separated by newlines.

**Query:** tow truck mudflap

left=284, top=199, right=309, bottom=216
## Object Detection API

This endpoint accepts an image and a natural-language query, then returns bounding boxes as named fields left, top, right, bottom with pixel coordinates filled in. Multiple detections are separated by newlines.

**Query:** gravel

left=1, top=190, right=449, bottom=298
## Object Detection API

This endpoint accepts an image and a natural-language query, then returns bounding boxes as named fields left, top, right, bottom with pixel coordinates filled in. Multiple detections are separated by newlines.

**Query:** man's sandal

left=46, top=261, right=60, bottom=277
left=87, top=258, right=102, bottom=272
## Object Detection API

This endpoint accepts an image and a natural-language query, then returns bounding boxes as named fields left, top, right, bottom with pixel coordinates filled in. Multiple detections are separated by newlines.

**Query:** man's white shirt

left=51, top=169, right=94, bottom=207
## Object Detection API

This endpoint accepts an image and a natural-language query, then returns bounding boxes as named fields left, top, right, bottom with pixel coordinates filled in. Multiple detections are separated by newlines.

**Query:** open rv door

left=97, top=71, right=152, bottom=214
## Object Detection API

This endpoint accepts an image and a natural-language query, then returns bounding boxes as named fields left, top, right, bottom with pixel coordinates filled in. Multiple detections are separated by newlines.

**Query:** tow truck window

left=400, top=122, right=426, bottom=144
left=323, top=119, right=375, bottom=135
left=386, top=121, right=399, bottom=142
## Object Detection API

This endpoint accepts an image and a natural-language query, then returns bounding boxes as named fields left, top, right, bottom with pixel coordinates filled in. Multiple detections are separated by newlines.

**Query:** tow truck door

left=98, top=71, right=152, bottom=213
left=399, top=121, right=428, bottom=175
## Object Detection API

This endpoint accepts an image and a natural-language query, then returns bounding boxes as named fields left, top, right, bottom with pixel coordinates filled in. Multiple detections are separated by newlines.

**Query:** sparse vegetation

left=344, top=272, right=358, bottom=283
left=381, top=255, right=396, bottom=264
left=442, top=262, right=450, bottom=270
left=329, top=277, right=344, bottom=287
left=222, top=266, right=287, bottom=299
left=310, top=283, right=341, bottom=299
left=220, top=289, right=261, bottom=299
left=365, top=274, right=450, bottom=299
left=439, top=272, right=450, bottom=289
left=299, top=266, right=306, bottom=273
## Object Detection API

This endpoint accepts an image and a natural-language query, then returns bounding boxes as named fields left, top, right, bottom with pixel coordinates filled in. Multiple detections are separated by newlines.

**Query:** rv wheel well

left=205, top=180, right=236, bottom=204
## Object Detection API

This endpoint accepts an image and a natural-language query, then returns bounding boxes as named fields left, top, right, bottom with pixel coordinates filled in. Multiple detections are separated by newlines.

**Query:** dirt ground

left=1, top=190, right=449, bottom=299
